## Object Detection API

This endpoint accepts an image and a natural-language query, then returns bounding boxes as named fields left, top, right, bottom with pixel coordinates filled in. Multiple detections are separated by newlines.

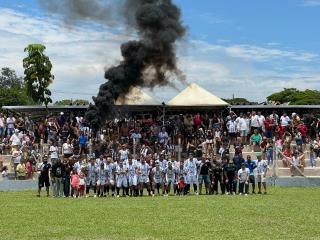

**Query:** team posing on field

left=37, top=151, right=268, bottom=198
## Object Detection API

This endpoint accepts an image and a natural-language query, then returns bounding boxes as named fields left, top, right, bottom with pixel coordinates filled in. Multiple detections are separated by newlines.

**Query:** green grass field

left=0, top=187, right=319, bottom=240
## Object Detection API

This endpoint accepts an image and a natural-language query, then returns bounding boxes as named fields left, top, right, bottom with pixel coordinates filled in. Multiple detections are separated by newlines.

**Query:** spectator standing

left=79, top=131, right=87, bottom=156
left=224, top=157, right=237, bottom=195
left=51, top=158, right=65, bottom=197
left=238, top=163, right=249, bottom=195
left=256, top=154, right=268, bottom=194
left=49, top=140, right=59, bottom=164
left=6, top=114, right=15, bottom=136
left=37, top=155, right=51, bottom=197
left=198, top=156, right=211, bottom=195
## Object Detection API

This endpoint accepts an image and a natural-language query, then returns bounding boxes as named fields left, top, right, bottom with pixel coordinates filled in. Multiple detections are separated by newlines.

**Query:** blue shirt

left=79, top=135, right=87, bottom=145
left=245, top=160, right=256, bottom=176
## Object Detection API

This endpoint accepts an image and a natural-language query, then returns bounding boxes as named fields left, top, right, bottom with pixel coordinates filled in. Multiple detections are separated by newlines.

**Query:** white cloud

left=302, top=0, right=320, bottom=6
left=0, top=7, right=319, bottom=104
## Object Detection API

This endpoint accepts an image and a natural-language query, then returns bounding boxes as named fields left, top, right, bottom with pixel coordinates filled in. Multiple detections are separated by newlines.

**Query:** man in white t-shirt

left=10, top=129, right=22, bottom=147
left=250, top=111, right=260, bottom=133
left=256, top=154, right=268, bottom=194
left=280, top=113, right=290, bottom=127
left=238, top=163, right=249, bottom=195
left=237, top=113, right=248, bottom=143
left=6, top=115, right=16, bottom=136
left=49, top=141, right=59, bottom=164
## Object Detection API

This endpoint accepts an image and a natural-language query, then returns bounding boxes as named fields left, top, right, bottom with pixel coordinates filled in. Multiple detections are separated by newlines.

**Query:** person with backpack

left=51, top=158, right=65, bottom=197
left=37, top=155, right=51, bottom=197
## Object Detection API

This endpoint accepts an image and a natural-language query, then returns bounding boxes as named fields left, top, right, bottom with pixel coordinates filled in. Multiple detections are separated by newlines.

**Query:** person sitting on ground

left=250, top=129, right=262, bottom=152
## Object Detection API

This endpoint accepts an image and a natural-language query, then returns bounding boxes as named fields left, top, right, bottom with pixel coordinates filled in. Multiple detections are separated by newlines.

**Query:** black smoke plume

left=40, top=0, right=186, bottom=131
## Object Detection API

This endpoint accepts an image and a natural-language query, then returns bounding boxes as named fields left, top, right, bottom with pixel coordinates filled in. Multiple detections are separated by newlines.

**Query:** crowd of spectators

left=0, top=109, right=319, bottom=197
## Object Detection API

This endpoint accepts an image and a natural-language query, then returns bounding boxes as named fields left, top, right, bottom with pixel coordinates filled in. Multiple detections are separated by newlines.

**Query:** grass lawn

left=0, top=187, right=320, bottom=240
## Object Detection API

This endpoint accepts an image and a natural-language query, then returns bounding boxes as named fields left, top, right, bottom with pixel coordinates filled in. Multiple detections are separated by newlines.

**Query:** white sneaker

left=239, top=193, right=243, bottom=196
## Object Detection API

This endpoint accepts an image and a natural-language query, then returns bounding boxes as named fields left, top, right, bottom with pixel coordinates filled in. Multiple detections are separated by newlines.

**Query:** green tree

left=0, top=67, right=23, bottom=89
left=267, top=88, right=320, bottom=105
left=223, top=98, right=255, bottom=105
left=54, top=99, right=89, bottom=106
left=23, top=44, right=54, bottom=106
left=0, top=67, right=34, bottom=107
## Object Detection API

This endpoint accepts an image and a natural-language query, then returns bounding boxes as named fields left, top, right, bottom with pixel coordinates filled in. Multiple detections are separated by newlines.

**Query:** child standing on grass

left=78, top=172, right=86, bottom=197
left=178, top=177, right=185, bottom=195
left=71, top=170, right=79, bottom=198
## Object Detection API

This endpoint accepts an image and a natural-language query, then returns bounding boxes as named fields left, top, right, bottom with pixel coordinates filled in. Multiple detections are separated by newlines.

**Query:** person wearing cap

left=184, top=153, right=199, bottom=195
left=256, top=153, right=268, bottom=194
left=238, top=163, right=249, bottom=195
left=37, top=155, right=51, bottom=197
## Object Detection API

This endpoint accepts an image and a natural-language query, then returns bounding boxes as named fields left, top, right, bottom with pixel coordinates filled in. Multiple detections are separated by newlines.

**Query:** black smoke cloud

left=40, top=0, right=186, bottom=130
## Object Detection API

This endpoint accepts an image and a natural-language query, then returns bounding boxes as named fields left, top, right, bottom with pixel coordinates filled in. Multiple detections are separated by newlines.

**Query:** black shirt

left=199, top=161, right=211, bottom=175
left=224, top=163, right=237, bottom=177
left=51, top=162, right=65, bottom=178
left=39, top=162, right=51, bottom=178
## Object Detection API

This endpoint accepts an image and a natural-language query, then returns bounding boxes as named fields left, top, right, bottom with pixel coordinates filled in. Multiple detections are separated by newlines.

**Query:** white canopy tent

left=168, top=83, right=229, bottom=107
left=115, top=87, right=160, bottom=106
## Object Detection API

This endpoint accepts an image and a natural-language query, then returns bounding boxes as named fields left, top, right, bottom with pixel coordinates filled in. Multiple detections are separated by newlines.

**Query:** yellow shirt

left=16, top=163, right=26, bottom=177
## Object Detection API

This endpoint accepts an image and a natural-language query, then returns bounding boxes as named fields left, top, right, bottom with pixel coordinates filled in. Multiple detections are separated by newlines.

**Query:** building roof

left=168, top=83, right=229, bottom=106
left=115, top=87, right=160, bottom=106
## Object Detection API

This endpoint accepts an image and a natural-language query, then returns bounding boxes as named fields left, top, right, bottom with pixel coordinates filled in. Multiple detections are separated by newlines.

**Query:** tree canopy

left=267, top=88, right=320, bottom=105
left=54, top=99, right=89, bottom=106
left=0, top=67, right=34, bottom=107
left=23, top=44, right=54, bottom=106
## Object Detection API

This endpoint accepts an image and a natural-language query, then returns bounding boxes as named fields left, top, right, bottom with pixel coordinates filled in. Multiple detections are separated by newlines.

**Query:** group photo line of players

left=37, top=150, right=268, bottom=198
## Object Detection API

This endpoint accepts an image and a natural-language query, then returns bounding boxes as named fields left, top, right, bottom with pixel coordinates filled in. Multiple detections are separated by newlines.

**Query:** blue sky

left=0, top=0, right=320, bottom=102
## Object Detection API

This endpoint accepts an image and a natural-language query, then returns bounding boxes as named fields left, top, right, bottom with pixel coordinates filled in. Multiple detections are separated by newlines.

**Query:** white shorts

left=116, top=176, right=128, bottom=188
left=86, top=178, right=96, bottom=186
left=166, top=178, right=175, bottom=185
left=97, top=178, right=106, bottom=186
left=138, top=175, right=149, bottom=184
left=186, top=174, right=197, bottom=184
left=257, top=175, right=266, bottom=183
left=128, top=175, right=138, bottom=186
left=106, top=178, right=114, bottom=185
